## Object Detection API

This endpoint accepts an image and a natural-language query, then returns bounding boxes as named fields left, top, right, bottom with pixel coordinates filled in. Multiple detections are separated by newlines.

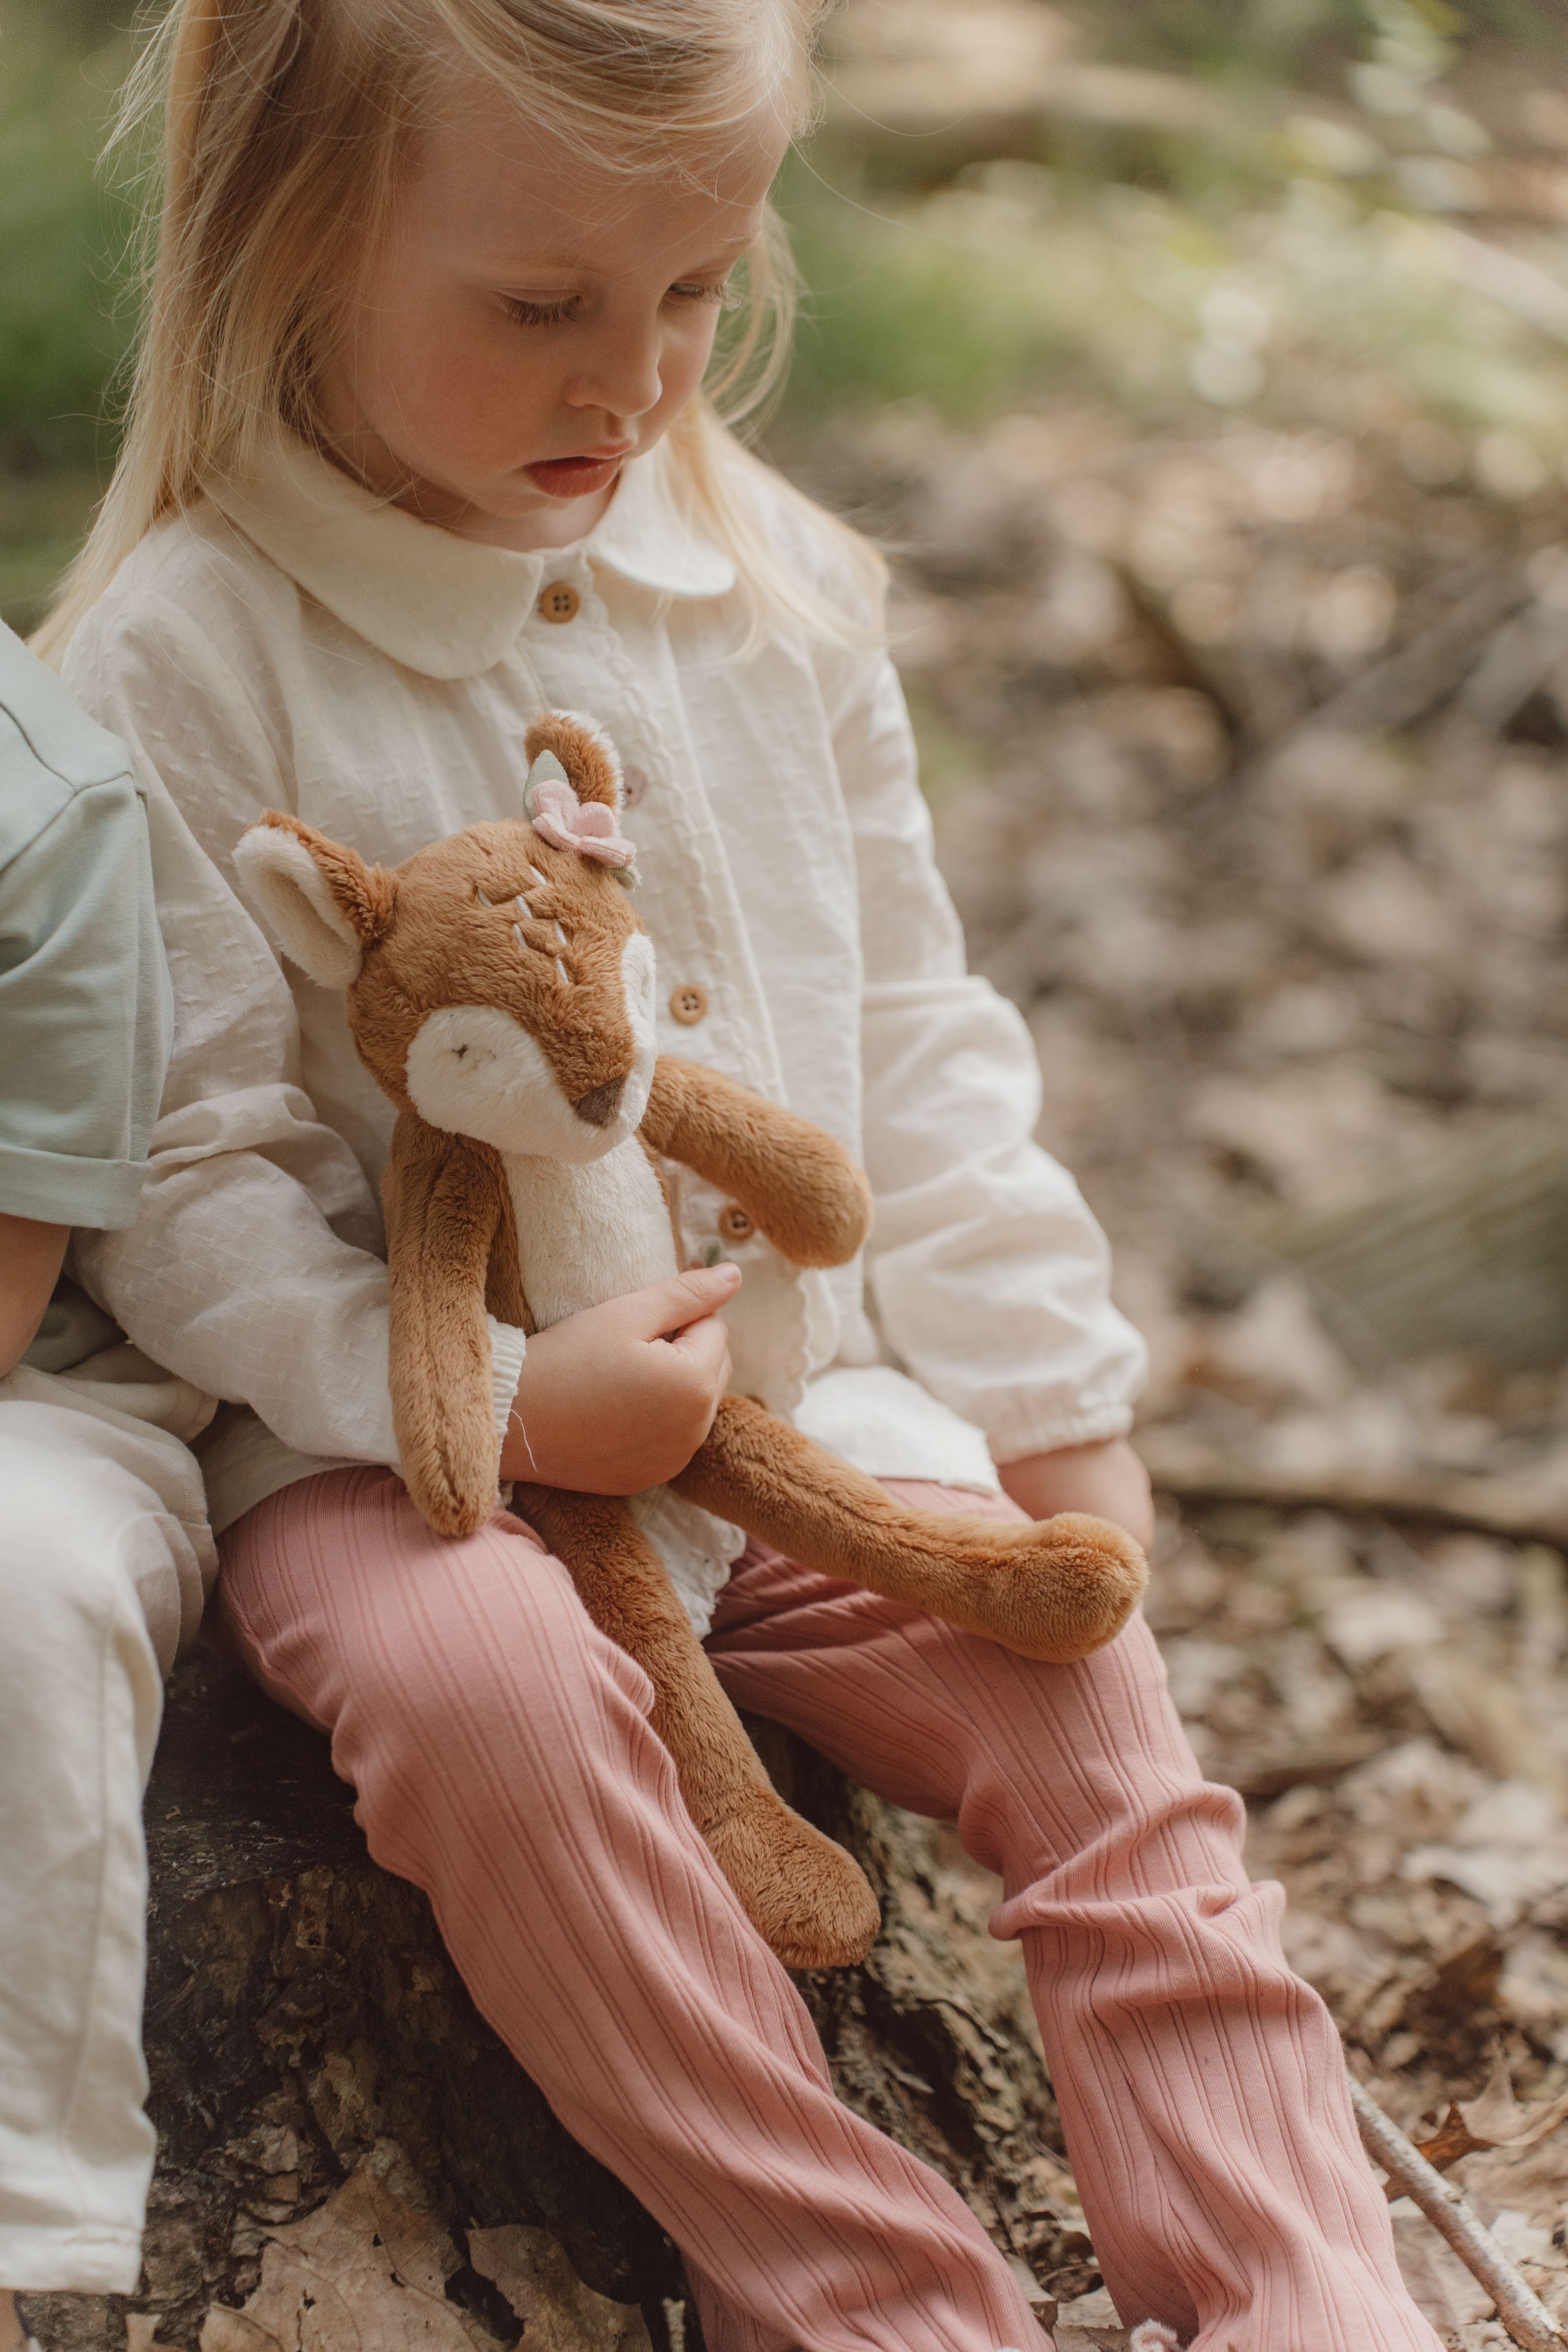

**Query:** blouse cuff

left=987, top=1399, right=1136, bottom=1467
left=486, top=1316, right=528, bottom=1445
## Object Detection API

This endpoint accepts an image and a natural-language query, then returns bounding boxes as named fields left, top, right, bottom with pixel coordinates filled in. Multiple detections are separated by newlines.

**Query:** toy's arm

left=641, top=1057, right=872, bottom=1269
left=382, top=1110, right=511, bottom=1539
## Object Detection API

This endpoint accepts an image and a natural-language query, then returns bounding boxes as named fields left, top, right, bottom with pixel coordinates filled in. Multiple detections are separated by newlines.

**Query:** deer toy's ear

left=234, top=813, right=397, bottom=988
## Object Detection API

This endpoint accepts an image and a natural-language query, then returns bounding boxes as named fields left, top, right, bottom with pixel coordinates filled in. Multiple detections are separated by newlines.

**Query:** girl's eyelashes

left=502, top=293, right=581, bottom=329
left=500, top=278, right=739, bottom=329
left=670, top=277, right=743, bottom=311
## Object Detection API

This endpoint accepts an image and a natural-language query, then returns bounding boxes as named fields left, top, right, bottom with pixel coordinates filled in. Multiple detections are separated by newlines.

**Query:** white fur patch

left=504, top=1140, right=677, bottom=1325
left=234, top=822, right=364, bottom=987
left=406, top=1007, right=608, bottom=1161
left=621, top=929, right=657, bottom=1076
left=405, top=933, right=655, bottom=1160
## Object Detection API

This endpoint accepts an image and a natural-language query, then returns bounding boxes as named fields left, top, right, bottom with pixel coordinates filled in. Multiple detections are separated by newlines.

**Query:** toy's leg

left=672, top=1396, right=1147, bottom=1664
left=510, top=1483, right=879, bottom=1969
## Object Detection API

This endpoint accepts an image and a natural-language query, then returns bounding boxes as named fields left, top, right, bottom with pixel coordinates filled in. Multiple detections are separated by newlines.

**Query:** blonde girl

left=44, top=5, right=1441, bottom=2348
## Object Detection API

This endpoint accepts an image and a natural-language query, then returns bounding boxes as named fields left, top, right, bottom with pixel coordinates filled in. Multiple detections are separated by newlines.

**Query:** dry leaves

left=466, top=2229, right=650, bottom=2352
left=196, top=2142, right=650, bottom=2352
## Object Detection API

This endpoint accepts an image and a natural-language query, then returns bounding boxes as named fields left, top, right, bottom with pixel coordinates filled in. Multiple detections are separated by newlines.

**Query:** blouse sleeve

left=62, top=594, right=402, bottom=1467
left=828, top=641, right=1148, bottom=1462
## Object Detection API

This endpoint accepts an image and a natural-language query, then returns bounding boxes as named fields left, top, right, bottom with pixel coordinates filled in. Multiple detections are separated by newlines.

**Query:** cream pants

left=0, top=1370, right=212, bottom=2295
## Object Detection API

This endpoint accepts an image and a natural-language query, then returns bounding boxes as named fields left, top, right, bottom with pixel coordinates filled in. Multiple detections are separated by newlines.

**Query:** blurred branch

left=1349, top=2076, right=1567, bottom=2351
left=1139, top=1424, right=1568, bottom=1549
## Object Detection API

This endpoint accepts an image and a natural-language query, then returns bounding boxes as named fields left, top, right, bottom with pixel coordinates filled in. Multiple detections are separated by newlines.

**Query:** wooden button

left=538, top=581, right=581, bottom=624
left=669, top=982, right=708, bottom=1026
left=718, top=1203, right=754, bottom=1242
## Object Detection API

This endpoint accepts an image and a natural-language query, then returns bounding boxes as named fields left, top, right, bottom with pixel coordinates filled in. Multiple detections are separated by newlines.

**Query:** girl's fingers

left=665, top=1310, right=732, bottom=1386
left=622, top=1264, right=742, bottom=1341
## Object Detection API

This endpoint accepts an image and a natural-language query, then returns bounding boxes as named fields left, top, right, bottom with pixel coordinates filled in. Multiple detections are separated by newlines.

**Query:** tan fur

left=238, top=710, right=1148, bottom=1972
left=511, top=1482, right=879, bottom=1966
left=675, top=1397, right=1145, bottom=1663
left=641, top=1058, right=873, bottom=1269
left=380, top=1115, right=511, bottom=1538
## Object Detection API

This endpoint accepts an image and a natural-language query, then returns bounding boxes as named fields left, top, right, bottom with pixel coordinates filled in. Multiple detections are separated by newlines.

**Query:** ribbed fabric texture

left=218, top=1469, right=1442, bottom=2352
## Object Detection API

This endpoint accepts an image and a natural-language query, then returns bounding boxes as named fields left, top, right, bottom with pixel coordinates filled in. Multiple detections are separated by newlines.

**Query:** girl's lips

left=525, top=452, right=628, bottom=499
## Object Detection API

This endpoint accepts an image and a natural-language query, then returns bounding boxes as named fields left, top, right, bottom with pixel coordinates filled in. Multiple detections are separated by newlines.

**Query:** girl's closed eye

left=670, top=276, right=744, bottom=310
left=502, top=277, right=739, bottom=330
left=502, top=292, right=584, bottom=329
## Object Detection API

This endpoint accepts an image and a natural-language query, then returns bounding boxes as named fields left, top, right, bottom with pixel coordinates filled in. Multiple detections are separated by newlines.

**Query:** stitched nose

left=573, top=1076, right=626, bottom=1128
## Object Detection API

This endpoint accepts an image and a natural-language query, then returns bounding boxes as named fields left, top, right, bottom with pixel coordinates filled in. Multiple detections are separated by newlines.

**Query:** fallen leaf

left=1384, top=2102, right=1496, bottom=2190
left=198, top=2141, right=506, bottom=2352
left=199, top=2314, right=282, bottom=2352
left=1461, top=2055, right=1568, bottom=2151
left=1388, top=2204, right=1499, bottom=2332
left=467, top=2223, right=652, bottom=2352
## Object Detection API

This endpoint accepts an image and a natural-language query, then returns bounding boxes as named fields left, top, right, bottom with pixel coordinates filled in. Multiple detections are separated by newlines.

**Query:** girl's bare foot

left=0, top=2290, right=33, bottom=2352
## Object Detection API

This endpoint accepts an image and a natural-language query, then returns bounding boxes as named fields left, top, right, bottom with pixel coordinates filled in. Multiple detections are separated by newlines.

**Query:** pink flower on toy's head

left=524, top=751, right=638, bottom=874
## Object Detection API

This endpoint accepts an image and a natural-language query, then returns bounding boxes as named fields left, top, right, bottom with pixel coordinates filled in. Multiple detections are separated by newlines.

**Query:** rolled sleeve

left=0, top=769, right=170, bottom=1229
left=833, top=648, right=1148, bottom=1457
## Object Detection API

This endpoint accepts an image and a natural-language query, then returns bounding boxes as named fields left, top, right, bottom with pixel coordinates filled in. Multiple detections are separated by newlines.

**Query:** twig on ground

left=1348, top=2075, right=1567, bottom=2352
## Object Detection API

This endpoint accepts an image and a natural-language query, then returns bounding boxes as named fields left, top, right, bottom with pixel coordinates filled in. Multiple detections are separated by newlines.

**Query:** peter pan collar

left=206, top=432, right=737, bottom=681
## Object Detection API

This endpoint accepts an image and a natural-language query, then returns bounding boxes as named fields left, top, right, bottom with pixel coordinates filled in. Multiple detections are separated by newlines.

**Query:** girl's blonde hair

left=36, top=0, right=882, bottom=664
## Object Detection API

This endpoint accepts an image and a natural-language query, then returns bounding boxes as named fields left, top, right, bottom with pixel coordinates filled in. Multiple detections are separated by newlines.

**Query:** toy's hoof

left=706, top=1792, right=880, bottom=1970
left=969, top=1512, right=1149, bottom=1664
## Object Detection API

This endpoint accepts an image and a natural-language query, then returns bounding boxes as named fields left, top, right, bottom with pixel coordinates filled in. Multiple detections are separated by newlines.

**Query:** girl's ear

left=524, top=708, right=624, bottom=811
left=234, top=813, right=397, bottom=987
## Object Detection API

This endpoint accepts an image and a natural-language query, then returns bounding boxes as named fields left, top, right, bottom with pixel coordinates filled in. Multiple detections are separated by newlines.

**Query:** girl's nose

left=564, top=325, right=664, bottom=422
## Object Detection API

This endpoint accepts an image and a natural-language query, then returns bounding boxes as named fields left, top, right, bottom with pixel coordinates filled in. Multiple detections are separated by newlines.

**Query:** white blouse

left=63, top=434, right=1146, bottom=1558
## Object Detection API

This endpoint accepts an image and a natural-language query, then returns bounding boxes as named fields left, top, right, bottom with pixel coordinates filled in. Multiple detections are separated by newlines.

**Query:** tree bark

left=25, top=1652, right=1078, bottom=2351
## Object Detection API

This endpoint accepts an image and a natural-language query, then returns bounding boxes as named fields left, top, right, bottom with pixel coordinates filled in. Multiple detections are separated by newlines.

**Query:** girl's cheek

left=411, top=333, right=544, bottom=439
left=664, top=316, right=721, bottom=410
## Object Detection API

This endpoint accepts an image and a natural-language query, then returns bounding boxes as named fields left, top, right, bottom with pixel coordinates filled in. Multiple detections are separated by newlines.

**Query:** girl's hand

left=999, top=1437, right=1155, bottom=1553
left=500, top=1264, right=740, bottom=1494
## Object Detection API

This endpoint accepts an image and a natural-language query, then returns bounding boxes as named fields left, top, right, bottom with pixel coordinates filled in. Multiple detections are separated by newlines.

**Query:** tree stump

left=24, top=1651, right=1081, bottom=2351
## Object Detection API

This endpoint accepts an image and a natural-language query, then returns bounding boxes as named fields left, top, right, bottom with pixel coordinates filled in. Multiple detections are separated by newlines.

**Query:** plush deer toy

left=235, top=712, right=1147, bottom=1970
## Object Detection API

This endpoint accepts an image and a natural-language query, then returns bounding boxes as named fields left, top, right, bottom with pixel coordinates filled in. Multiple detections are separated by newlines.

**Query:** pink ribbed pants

left=218, top=1468, right=1439, bottom=2352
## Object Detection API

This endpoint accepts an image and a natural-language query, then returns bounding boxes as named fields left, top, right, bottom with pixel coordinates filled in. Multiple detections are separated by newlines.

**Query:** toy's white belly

left=500, top=1139, right=743, bottom=1639
left=503, top=1141, right=677, bottom=1330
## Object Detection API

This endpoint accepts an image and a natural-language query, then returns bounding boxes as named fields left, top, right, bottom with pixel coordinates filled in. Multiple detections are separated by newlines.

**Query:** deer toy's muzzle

left=572, top=1075, right=628, bottom=1129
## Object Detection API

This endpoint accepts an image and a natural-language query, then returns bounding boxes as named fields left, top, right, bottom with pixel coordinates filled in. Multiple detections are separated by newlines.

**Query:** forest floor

left=764, top=11, right=1568, bottom=2336
left=781, top=370, right=1568, bottom=2348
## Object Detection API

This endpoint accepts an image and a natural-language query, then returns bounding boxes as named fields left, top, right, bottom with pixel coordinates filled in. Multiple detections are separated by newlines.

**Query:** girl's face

left=319, top=78, right=788, bottom=551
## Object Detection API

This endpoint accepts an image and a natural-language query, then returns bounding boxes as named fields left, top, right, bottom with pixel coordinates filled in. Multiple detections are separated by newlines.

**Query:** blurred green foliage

left=1074, top=0, right=1565, bottom=76
left=0, top=15, right=135, bottom=463
left=0, top=6, right=137, bottom=625
left=778, top=157, right=1072, bottom=424
left=5, top=0, right=1568, bottom=628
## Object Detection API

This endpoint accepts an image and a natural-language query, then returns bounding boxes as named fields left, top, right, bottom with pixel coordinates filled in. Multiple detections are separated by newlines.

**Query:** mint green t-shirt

left=0, top=618, right=171, bottom=1234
